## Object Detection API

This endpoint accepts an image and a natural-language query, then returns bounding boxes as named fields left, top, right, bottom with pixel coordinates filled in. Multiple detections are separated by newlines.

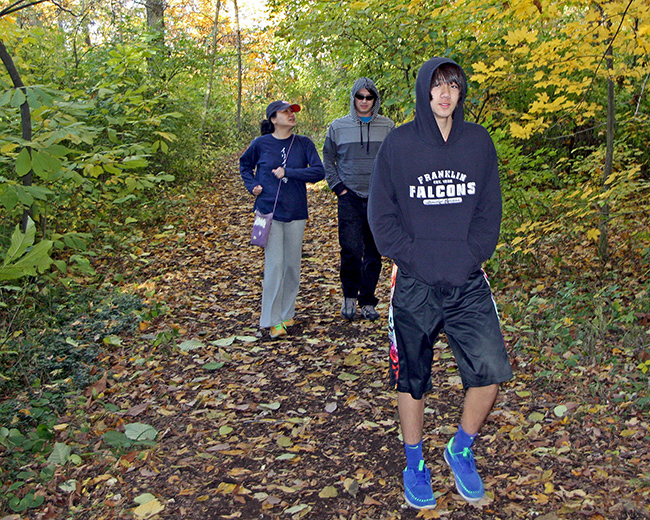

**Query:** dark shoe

left=340, top=298, right=357, bottom=320
left=361, top=305, right=379, bottom=321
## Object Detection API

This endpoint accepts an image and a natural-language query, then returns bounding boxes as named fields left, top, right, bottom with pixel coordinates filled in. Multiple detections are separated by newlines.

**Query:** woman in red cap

left=240, top=101, right=325, bottom=339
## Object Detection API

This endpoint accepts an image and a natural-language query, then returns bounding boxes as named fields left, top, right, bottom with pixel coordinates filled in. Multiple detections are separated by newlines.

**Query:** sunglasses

left=355, top=93, right=376, bottom=101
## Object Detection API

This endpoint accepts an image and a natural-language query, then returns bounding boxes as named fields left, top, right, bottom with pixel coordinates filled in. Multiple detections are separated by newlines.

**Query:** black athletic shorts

left=388, top=267, right=513, bottom=399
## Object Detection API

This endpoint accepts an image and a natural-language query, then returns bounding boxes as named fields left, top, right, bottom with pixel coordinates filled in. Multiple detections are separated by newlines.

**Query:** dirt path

left=66, top=159, right=649, bottom=520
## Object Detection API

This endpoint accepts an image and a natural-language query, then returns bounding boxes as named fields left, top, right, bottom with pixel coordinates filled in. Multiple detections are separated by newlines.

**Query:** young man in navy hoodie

left=368, top=58, right=513, bottom=509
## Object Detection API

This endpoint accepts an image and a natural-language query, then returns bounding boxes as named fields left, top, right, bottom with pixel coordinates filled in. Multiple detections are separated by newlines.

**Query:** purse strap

left=271, top=134, right=296, bottom=212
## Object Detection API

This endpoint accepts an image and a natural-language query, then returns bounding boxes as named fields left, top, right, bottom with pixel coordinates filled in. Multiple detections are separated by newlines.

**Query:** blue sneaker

left=403, top=460, right=436, bottom=510
left=444, top=438, right=484, bottom=502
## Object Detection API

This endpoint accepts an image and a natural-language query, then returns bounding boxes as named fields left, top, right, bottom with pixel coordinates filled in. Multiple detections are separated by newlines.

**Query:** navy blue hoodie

left=368, top=57, right=502, bottom=287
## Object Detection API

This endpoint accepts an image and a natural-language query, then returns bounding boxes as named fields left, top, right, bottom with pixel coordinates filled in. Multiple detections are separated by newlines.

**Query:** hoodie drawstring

left=359, top=122, right=371, bottom=154
left=367, top=123, right=370, bottom=154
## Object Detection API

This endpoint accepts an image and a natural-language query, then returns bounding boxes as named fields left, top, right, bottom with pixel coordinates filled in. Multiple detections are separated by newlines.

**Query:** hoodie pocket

left=407, top=238, right=480, bottom=287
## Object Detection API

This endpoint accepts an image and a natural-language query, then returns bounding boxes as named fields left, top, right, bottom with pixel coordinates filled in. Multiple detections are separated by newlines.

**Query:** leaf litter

left=13, top=157, right=650, bottom=520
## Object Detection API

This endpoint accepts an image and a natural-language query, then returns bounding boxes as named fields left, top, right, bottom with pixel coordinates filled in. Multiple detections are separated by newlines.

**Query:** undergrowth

left=0, top=282, right=145, bottom=513
left=493, top=250, right=650, bottom=414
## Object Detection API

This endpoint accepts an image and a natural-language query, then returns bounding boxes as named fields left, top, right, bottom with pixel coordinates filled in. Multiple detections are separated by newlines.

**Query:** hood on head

left=414, top=57, right=466, bottom=145
left=350, top=77, right=381, bottom=121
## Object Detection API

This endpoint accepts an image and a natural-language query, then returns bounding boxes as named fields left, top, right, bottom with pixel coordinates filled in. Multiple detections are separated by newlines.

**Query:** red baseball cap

left=266, top=100, right=301, bottom=119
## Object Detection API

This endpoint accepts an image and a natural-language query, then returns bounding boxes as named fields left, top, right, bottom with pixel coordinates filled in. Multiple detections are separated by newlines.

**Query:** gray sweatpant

left=260, top=219, right=306, bottom=328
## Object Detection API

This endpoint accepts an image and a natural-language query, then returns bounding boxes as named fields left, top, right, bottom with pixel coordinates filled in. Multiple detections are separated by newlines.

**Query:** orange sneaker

left=270, top=323, right=287, bottom=339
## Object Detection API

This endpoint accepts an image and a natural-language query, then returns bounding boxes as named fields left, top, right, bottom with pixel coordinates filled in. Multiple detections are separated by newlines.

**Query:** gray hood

left=349, top=77, right=381, bottom=122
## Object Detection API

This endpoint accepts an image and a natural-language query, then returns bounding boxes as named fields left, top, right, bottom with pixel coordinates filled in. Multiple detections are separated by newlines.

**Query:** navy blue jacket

left=240, top=134, right=325, bottom=222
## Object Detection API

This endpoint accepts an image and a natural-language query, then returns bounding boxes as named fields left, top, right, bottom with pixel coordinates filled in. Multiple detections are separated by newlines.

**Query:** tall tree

left=202, top=0, right=222, bottom=137
left=599, top=27, right=615, bottom=261
left=146, top=0, right=165, bottom=77
left=111, top=0, right=125, bottom=41
left=233, top=0, right=242, bottom=132
left=0, top=39, right=33, bottom=233
left=146, top=0, right=165, bottom=37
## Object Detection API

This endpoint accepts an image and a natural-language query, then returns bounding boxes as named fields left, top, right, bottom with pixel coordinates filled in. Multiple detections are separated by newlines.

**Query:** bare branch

left=0, top=0, right=50, bottom=18
left=635, top=72, right=649, bottom=118
left=0, top=0, right=76, bottom=18
left=49, top=0, right=77, bottom=16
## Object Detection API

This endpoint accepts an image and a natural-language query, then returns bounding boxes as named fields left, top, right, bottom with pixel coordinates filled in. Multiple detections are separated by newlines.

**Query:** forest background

left=0, top=0, right=649, bottom=518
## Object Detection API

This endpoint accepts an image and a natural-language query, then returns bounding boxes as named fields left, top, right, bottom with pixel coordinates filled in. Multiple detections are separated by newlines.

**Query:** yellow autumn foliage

left=504, top=27, right=538, bottom=46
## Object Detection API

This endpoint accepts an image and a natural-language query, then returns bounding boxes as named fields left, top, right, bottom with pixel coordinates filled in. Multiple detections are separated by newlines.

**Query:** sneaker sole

left=269, top=327, right=287, bottom=339
left=404, top=494, right=436, bottom=510
left=443, top=449, right=484, bottom=503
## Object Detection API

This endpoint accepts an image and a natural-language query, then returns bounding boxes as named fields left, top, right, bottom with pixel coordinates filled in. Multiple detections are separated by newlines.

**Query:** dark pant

left=391, top=269, right=513, bottom=399
left=337, top=191, right=382, bottom=307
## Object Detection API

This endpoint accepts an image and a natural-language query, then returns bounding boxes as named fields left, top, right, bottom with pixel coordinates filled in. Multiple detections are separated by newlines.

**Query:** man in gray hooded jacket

left=323, top=78, right=395, bottom=321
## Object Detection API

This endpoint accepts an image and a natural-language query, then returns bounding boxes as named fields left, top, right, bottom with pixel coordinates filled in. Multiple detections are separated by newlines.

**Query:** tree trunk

left=598, top=42, right=615, bottom=261
left=201, top=0, right=222, bottom=139
left=146, top=0, right=165, bottom=36
left=111, top=0, right=125, bottom=42
left=0, top=39, right=34, bottom=233
left=146, top=0, right=165, bottom=77
left=234, top=0, right=242, bottom=133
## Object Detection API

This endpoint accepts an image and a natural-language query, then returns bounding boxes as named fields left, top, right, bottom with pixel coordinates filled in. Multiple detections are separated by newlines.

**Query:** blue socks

left=404, top=440, right=424, bottom=469
left=451, top=424, right=477, bottom=452
left=405, top=425, right=477, bottom=469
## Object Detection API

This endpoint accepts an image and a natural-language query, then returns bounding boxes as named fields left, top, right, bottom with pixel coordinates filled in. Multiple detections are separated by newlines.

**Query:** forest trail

left=65, top=158, right=649, bottom=520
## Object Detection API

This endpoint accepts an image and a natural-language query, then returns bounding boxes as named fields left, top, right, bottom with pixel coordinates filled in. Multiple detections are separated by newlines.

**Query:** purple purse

left=250, top=205, right=276, bottom=248
left=250, top=135, right=295, bottom=248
